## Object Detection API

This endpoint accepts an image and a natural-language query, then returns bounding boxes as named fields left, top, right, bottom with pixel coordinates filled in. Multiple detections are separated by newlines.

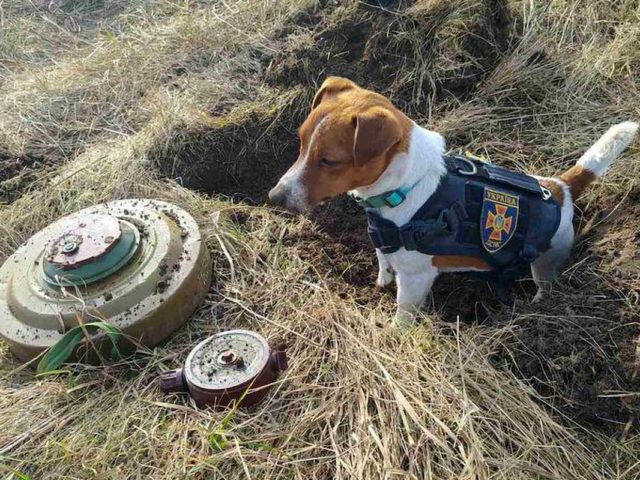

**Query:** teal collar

left=355, top=178, right=424, bottom=209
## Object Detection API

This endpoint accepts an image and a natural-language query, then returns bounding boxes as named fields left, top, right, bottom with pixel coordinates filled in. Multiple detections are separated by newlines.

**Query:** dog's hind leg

left=531, top=180, right=575, bottom=302
left=531, top=239, right=572, bottom=302
left=532, top=121, right=638, bottom=302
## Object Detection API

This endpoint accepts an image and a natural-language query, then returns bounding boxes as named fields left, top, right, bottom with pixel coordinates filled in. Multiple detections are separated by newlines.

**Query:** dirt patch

left=267, top=0, right=512, bottom=112
left=0, top=150, right=51, bottom=203
left=152, top=93, right=305, bottom=202
left=487, top=280, right=639, bottom=428
left=293, top=197, right=385, bottom=307
left=295, top=204, right=505, bottom=327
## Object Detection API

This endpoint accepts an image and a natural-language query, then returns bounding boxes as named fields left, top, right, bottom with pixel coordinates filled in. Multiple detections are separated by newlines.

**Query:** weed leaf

left=36, top=322, right=123, bottom=375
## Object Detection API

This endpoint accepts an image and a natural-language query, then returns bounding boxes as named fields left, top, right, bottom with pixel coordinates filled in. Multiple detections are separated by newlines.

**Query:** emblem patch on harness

left=480, top=188, right=519, bottom=253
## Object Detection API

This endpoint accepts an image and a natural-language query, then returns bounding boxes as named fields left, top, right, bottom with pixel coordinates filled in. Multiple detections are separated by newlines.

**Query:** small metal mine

left=160, top=330, right=288, bottom=408
left=0, top=199, right=212, bottom=363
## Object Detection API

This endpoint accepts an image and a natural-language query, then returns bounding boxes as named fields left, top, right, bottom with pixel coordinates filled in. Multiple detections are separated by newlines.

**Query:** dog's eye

left=320, top=158, right=338, bottom=167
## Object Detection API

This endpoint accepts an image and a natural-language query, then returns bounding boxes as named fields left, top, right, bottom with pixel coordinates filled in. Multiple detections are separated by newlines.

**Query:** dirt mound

left=268, top=0, right=511, bottom=111
left=151, top=0, right=514, bottom=202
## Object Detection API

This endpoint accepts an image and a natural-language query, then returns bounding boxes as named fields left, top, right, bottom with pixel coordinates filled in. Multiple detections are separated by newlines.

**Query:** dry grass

left=1, top=0, right=640, bottom=478
left=0, top=195, right=627, bottom=478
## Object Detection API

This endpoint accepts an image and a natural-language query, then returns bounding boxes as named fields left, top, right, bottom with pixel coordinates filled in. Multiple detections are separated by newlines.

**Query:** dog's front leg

left=394, top=270, right=437, bottom=328
left=376, top=249, right=394, bottom=288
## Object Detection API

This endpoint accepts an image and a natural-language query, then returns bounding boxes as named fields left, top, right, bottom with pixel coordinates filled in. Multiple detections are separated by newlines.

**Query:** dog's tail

left=560, top=121, right=638, bottom=199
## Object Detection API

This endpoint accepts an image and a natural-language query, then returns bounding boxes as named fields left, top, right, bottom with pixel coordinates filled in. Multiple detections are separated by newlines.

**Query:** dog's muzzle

left=268, top=184, right=308, bottom=213
left=268, top=185, right=288, bottom=208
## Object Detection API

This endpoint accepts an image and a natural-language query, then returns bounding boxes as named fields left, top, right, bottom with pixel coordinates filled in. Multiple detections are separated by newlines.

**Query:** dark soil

left=151, top=102, right=305, bottom=203
left=288, top=196, right=387, bottom=308
left=488, top=270, right=638, bottom=428
left=0, top=150, right=50, bottom=203
left=267, top=0, right=512, bottom=114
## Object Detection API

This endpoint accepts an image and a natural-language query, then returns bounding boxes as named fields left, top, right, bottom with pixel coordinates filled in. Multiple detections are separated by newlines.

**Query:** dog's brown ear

left=311, top=77, right=358, bottom=110
left=353, top=107, right=403, bottom=166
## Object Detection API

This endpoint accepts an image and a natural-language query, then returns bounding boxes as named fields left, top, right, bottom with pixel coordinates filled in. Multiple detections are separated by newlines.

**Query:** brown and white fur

left=269, top=77, right=638, bottom=327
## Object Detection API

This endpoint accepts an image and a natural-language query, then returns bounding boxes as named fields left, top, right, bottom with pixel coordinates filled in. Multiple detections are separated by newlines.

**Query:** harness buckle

left=448, top=155, right=478, bottom=176
left=540, top=186, right=552, bottom=200
left=399, top=210, right=451, bottom=251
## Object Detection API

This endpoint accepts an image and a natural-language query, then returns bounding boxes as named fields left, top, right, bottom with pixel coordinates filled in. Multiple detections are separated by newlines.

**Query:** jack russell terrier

left=269, top=77, right=638, bottom=327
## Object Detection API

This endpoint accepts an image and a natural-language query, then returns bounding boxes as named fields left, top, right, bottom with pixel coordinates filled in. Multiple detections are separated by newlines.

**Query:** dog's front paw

left=376, top=268, right=394, bottom=288
left=393, top=310, right=419, bottom=329
left=531, top=289, right=544, bottom=304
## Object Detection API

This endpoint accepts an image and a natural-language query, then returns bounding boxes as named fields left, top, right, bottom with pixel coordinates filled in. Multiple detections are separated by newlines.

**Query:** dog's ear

left=352, top=107, right=403, bottom=166
left=311, top=77, right=358, bottom=110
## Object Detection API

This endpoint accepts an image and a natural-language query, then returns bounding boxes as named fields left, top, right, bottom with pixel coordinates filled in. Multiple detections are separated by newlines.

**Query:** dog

left=269, top=76, right=638, bottom=327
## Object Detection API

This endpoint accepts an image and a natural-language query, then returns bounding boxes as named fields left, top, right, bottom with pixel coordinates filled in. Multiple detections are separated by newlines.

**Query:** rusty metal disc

left=44, top=214, right=122, bottom=269
left=0, top=199, right=212, bottom=363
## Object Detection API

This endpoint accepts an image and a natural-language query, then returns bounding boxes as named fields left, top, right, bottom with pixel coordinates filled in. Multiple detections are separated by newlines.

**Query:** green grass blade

left=36, top=322, right=123, bottom=375
left=36, top=328, right=85, bottom=375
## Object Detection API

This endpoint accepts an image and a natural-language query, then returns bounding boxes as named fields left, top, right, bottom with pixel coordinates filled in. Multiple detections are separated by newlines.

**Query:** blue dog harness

left=361, top=155, right=562, bottom=296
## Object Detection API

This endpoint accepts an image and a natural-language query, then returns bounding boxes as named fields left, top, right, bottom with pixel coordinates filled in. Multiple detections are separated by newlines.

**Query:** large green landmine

left=0, top=199, right=212, bottom=363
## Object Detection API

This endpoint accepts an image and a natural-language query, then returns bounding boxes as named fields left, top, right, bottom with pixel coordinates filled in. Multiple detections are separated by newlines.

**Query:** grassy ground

left=1, top=0, right=639, bottom=478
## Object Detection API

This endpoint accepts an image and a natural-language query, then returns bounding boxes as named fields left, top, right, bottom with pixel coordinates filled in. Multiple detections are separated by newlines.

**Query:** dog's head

left=268, top=77, right=412, bottom=213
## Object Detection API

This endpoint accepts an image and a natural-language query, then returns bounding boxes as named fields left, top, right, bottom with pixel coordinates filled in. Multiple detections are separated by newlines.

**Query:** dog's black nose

left=268, top=186, right=287, bottom=208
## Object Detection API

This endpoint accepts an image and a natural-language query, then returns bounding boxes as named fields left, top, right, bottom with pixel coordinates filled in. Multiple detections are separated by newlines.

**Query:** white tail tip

left=577, top=121, right=638, bottom=177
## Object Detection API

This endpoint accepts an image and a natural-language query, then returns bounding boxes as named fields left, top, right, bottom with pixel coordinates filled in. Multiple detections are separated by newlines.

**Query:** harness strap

left=446, top=154, right=546, bottom=197
left=368, top=209, right=451, bottom=252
